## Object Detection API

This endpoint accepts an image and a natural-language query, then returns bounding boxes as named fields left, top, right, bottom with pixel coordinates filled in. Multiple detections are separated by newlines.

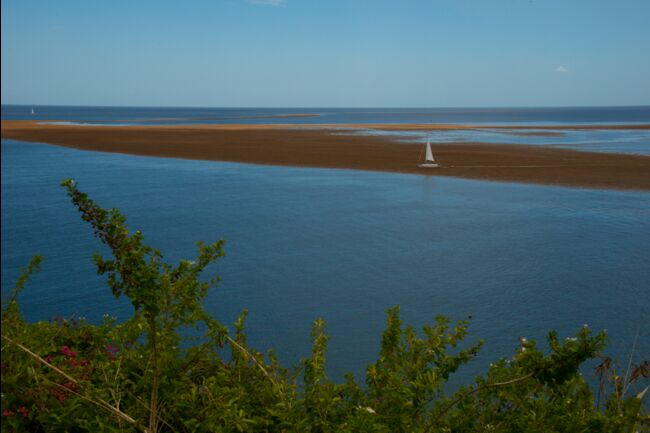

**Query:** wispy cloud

left=555, top=65, right=569, bottom=73
left=247, top=0, right=286, bottom=6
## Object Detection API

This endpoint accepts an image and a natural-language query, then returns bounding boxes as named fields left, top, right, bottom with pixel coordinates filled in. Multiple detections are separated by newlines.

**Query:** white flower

left=358, top=406, right=376, bottom=414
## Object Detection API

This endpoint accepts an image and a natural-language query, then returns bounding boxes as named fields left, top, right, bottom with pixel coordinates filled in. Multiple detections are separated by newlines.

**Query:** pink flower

left=17, top=406, right=29, bottom=418
left=60, top=345, right=77, bottom=358
left=2, top=410, right=14, bottom=417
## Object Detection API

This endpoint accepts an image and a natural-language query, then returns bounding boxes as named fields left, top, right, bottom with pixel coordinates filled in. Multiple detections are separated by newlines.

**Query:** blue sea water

left=2, top=106, right=650, bottom=383
left=3, top=104, right=650, bottom=125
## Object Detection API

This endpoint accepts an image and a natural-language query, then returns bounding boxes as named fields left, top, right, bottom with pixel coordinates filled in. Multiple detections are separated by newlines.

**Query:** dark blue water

left=2, top=136, right=649, bottom=383
left=3, top=104, right=650, bottom=125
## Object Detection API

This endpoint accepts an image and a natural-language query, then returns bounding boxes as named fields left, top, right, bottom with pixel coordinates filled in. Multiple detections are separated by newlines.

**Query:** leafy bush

left=1, top=180, right=648, bottom=432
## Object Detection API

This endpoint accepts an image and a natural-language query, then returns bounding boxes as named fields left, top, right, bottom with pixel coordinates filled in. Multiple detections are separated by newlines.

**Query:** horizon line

left=2, top=103, right=650, bottom=110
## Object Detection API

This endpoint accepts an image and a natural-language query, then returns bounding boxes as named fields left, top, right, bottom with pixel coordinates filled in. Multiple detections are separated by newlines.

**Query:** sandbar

left=2, top=120, right=649, bottom=191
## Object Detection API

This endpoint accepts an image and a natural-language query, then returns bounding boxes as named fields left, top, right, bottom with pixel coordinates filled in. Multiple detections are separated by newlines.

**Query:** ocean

left=3, top=105, right=650, bottom=125
left=1, top=105, right=649, bottom=382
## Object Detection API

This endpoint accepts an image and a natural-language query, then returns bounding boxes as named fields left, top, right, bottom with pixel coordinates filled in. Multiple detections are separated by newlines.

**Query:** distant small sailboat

left=30, top=107, right=35, bottom=115
left=418, top=139, right=439, bottom=168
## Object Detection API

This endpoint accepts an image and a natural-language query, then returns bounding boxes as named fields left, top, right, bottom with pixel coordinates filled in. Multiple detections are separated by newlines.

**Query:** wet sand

left=2, top=120, right=650, bottom=191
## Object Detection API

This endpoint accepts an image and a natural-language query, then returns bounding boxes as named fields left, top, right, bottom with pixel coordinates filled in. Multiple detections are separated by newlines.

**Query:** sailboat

left=418, top=139, right=439, bottom=168
left=30, top=107, right=35, bottom=115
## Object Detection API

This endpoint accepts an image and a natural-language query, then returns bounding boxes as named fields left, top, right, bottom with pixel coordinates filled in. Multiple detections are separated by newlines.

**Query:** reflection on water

left=2, top=139, right=649, bottom=383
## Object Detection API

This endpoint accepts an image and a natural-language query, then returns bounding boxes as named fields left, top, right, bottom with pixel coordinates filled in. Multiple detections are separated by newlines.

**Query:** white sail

left=30, top=108, right=35, bottom=115
left=425, top=140, right=434, bottom=163
left=418, top=138, right=439, bottom=168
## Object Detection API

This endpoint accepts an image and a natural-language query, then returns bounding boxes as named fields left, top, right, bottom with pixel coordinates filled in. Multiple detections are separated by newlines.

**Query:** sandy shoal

left=2, top=120, right=650, bottom=191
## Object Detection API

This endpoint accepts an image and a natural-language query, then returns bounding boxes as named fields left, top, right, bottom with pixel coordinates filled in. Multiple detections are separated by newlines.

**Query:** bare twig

left=148, top=323, right=160, bottom=433
left=622, top=325, right=640, bottom=396
left=225, top=335, right=284, bottom=397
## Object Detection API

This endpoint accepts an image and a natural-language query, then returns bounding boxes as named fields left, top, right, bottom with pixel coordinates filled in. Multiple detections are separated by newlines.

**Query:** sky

left=1, top=0, right=649, bottom=107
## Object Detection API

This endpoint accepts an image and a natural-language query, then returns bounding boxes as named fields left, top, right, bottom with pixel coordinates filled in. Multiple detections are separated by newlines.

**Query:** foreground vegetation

left=1, top=180, right=648, bottom=432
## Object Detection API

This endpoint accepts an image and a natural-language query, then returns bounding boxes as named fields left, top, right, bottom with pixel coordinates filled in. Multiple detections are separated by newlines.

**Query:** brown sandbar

left=2, top=120, right=649, bottom=191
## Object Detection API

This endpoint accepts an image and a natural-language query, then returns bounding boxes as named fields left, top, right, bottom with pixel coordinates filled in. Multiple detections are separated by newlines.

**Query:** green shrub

left=1, top=180, right=647, bottom=432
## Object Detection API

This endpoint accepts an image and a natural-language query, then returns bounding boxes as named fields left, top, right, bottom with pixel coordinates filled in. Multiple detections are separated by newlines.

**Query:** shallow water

left=2, top=138, right=649, bottom=382
left=348, top=127, right=650, bottom=156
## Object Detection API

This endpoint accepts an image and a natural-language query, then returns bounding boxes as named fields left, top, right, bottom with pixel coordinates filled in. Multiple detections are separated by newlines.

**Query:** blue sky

left=2, top=0, right=649, bottom=107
